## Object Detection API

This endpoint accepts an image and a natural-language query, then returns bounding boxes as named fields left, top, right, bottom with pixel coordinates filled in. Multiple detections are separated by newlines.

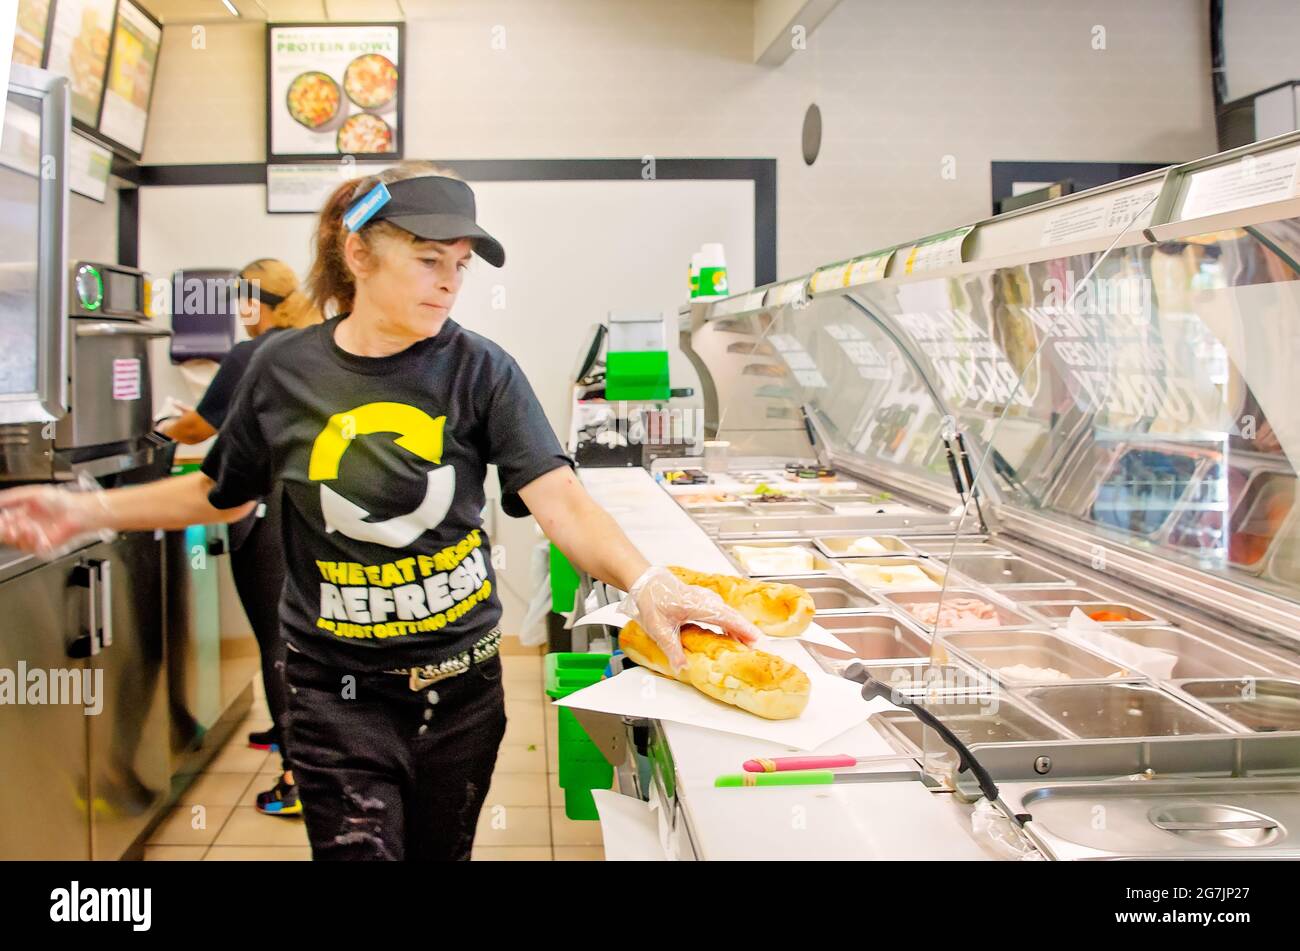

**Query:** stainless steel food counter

left=577, top=466, right=1001, bottom=860
left=581, top=132, right=1300, bottom=860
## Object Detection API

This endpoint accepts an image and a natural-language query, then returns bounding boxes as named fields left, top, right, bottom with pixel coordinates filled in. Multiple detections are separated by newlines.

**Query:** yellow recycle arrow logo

left=308, top=402, right=456, bottom=548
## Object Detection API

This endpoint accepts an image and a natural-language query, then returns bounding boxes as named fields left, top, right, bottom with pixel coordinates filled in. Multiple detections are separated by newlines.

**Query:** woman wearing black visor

left=0, top=163, right=759, bottom=861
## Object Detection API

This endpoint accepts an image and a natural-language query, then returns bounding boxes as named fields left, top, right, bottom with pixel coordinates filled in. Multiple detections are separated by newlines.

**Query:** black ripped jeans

left=283, top=645, right=507, bottom=861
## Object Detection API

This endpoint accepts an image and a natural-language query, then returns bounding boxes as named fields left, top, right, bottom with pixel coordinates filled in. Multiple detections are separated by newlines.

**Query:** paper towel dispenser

left=169, top=268, right=238, bottom=363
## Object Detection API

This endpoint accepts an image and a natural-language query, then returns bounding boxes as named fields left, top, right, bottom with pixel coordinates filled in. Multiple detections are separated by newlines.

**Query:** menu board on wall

left=45, top=0, right=118, bottom=126
left=12, top=0, right=54, bottom=68
left=70, top=131, right=113, bottom=202
left=267, top=23, right=403, bottom=160
left=97, top=0, right=161, bottom=156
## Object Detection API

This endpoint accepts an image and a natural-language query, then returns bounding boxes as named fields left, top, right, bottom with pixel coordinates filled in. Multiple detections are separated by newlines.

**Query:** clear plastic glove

left=622, top=565, right=762, bottom=672
left=0, top=473, right=116, bottom=561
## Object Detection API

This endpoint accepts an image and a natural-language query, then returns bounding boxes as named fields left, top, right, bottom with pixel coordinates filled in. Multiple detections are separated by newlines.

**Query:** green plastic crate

left=544, top=652, right=609, bottom=699
left=563, top=786, right=599, bottom=821
left=549, top=544, right=580, bottom=614
left=545, top=652, right=614, bottom=820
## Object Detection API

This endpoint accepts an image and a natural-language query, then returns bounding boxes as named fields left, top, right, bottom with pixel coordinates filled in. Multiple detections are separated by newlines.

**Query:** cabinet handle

left=98, top=560, right=113, bottom=649
left=69, top=562, right=101, bottom=657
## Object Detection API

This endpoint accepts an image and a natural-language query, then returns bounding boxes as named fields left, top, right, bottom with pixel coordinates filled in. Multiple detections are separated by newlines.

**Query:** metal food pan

left=1014, top=683, right=1232, bottom=738
left=812, top=534, right=916, bottom=558
left=1099, top=626, right=1269, bottom=680
left=1172, top=678, right=1300, bottom=733
left=808, top=492, right=890, bottom=504
left=859, top=661, right=996, bottom=699
left=677, top=496, right=744, bottom=510
left=801, top=614, right=931, bottom=671
left=682, top=503, right=750, bottom=517
left=720, top=541, right=832, bottom=577
left=838, top=556, right=949, bottom=592
left=1085, top=446, right=1213, bottom=541
left=822, top=501, right=921, bottom=516
left=938, top=555, right=1072, bottom=587
left=713, top=514, right=810, bottom=538
left=715, top=512, right=959, bottom=539
left=937, top=629, right=1138, bottom=685
left=763, top=575, right=881, bottom=614
left=996, top=585, right=1111, bottom=604
left=872, top=694, right=1067, bottom=757
left=1230, top=471, right=1296, bottom=571
left=905, top=535, right=1010, bottom=557
left=742, top=501, right=830, bottom=516
left=882, top=588, right=1035, bottom=632
left=1027, top=601, right=1163, bottom=625
left=1187, top=629, right=1300, bottom=678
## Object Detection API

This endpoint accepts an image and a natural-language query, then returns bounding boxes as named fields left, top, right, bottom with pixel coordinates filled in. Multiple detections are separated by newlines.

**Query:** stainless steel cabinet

left=0, top=549, right=92, bottom=859
left=0, top=533, right=169, bottom=860
left=85, top=534, right=169, bottom=860
left=164, top=524, right=224, bottom=768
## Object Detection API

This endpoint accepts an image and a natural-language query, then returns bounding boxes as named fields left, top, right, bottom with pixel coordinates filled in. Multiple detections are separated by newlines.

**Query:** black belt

left=383, top=627, right=503, bottom=690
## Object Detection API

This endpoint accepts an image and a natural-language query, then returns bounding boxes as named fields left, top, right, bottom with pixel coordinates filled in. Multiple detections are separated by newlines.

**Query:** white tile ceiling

left=140, top=0, right=407, bottom=23
left=142, top=0, right=763, bottom=24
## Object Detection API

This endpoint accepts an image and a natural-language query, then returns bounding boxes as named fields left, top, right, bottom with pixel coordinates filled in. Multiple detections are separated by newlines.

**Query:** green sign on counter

left=604, top=350, right=670, bottom=401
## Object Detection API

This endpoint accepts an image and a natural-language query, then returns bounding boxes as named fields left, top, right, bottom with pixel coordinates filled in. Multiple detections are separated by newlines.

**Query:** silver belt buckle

left=400, top=629, right=503, bottom=690
left=406, top=657, right=467, bottom=691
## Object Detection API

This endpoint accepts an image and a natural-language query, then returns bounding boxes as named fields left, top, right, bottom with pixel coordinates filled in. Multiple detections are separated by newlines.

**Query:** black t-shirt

left=196, top=328, right=289, bottom=553
left=200, top=315, right=573, bottom=671
left=195, top=328, right=288, bottom=430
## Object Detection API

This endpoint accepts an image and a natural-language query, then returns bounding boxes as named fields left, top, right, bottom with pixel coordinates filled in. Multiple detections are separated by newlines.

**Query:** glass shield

left=879, top=206, right=1300, bottom=782
left=746, top=291, right=969, bottom=688
left=849, top=195, right=1184, bottom=782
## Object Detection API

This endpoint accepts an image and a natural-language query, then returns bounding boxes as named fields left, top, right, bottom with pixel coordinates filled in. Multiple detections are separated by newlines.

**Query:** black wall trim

left=117, top=187, right=139, bottom=268
left=123, top=158, right=778, bottom=284
left=135, top=163, right=266, bottom=186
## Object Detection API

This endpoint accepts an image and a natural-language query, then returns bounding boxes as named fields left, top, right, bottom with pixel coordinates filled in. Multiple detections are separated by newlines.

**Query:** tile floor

left=143, top=637, right=606, bottom=861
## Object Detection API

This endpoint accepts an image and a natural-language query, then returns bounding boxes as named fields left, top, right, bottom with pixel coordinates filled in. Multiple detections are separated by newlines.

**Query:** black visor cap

left=368, top=176, right=505, bottom=267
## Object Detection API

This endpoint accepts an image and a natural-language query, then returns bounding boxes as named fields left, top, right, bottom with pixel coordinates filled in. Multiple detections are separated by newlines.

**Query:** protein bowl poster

left=267, top=23, right=403, bottom=160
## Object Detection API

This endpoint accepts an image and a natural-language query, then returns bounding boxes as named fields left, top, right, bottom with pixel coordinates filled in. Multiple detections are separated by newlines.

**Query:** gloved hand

left=622, top=565, right=762, bottom=672
left=0, top=475, right=116, bottom=561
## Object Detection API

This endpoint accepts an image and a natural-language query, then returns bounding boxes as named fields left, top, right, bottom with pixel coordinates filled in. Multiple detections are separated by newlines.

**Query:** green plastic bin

left=544, top=652, right=614, bottom=820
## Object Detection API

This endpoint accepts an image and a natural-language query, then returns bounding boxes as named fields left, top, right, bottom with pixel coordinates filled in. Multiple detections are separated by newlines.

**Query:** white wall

left=1222, top=0, right=1300, bottom=103
left=68, top=190, right=120, bottom=264
left=142, top=0, right=1218, bottom=280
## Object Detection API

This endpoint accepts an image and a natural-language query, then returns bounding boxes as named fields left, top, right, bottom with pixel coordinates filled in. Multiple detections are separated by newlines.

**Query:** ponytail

left=307, top=177, right=360, bottom=316
left=267, top=288, right=321, bottom=329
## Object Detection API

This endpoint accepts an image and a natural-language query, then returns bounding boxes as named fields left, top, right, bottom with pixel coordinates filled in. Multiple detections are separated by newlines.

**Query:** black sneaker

left=255, top=778, right=302, bottom=817
left=248, top=728, right=280, bottom=753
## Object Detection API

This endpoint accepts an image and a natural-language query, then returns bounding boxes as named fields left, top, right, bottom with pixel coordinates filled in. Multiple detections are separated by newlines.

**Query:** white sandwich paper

left=1062, top=608, right=1179, bottom=680
left=553, top=640, right=901, bottom=750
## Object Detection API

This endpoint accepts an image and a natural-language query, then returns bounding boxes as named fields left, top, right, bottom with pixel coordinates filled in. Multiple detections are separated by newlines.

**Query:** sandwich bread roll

left=668, top=566, right=814, bottom=638
left=619, top=621, right=811, bottom=720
